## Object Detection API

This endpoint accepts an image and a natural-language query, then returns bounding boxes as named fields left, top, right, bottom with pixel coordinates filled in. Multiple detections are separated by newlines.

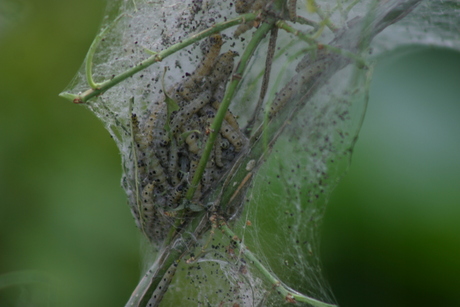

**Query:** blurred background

left=1, top=0, right=459, bottom=306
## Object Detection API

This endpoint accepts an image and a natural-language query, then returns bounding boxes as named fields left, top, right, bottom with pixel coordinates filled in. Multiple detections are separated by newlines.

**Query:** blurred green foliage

left=0, top=1, right=459, bottom=306
left=322, top=48, right=460, bottom=307
left=0, top=0, right=141, bottom=306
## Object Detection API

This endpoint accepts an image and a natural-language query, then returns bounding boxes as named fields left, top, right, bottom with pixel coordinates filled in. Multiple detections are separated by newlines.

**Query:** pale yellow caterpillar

left=131, top=113, right=148, bottom=149
left=176, top=34, right=223, bottom=101
left=202, top=158, right=216, bottom=186
left=171, top=184, right=186, bottom=204
left=167, top=139, right=179, bottom=186
left=192, top=34, right=223, bottom=80
left=140, top=182, right=162, bottom=242
left=146, top=261, right=179, bottom=307
left=220, top=138, right=230, bottom=149
left=288, top=0, right=297, bottom=21
left=208, top=51, right=238, bottom=84
left=185, top=131, right=201, bottom=154
left=220, top=120, right=245, bottom=152
left=170, top=91, right=212, bottom=135
left=148, top=155, right=169, bottom=190
left=212, top=100, right=240, bottom=131
left=233, top=0, right=267, bottom=37
left=141, top=182, right=155, bottom=221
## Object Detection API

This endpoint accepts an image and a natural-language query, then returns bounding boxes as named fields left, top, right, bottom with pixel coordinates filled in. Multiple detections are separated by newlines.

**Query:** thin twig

left=184, top=21, right=275, bottom=201
left=60, top=13, right=257, bottom=103
left=85, top=14, right=124, bottom=89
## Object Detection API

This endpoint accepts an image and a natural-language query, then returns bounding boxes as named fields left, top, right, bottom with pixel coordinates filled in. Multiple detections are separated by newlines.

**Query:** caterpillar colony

left=130, top=33, right=247, bottom=244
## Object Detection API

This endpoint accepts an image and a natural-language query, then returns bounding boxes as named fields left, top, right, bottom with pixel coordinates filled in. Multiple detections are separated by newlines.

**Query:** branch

left=59, top=13, right=257, bottom=104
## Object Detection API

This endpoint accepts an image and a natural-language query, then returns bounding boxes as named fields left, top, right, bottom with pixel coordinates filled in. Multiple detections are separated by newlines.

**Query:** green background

left=1, top=0, right=459, bottom=306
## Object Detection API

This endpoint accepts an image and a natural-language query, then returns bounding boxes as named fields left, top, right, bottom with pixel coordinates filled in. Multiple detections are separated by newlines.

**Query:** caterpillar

left=170, top=183, right=186, bottom=204
left=220, top=120, right=245, bottom=152
left=146, top=261, right=179, bottom=307
left=202, top=158, right=216, bottom=186
left=167, top=138, right=179, bottom=186
left=193, top=34, right=223, bottom=80
left=170, top=91, right=212, bottom=135
left=269, top=59, right=327, bottom=118
left=176, top=34, right=223, bottom=101
left=141, top=182, right=155, bottom=220
left=130, top=30, right=248, bottom=246
left=288, top=0, right=297, bottom=21
left=212, top=100, right=240, bottom=131
left=233, top=0, right=267, bottom=37
left=148, top=154, right=170, bottom=190
left=185, top=131, right=201, bottom=154
left=140, top=182, right=163, bottom=242
left=208, top=51, right=239, bottom=84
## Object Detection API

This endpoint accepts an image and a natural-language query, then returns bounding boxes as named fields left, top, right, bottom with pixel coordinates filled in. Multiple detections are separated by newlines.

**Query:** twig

left=59, top=13, right=257, bottom=103
left=85, top=14, right=124, bottom=89
left=184, top=21, right=275, bottom=200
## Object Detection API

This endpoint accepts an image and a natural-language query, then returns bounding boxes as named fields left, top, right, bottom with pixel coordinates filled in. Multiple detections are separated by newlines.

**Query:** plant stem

left=184, top=21, right=275, bottom=200
left=120, top=1, right=423, bottom=305
left=308, top=0, right=338, bottom=32
left=85, top=14, right=124, bottom=89
left=125, top=212, right=209, bottom=307
left=59, top=13, right=257, bottom=103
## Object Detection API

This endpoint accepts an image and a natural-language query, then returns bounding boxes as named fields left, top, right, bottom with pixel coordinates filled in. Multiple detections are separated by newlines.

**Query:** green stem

left=184, top=21, right=274, bottom=201
left=309, top=0, right=338, bottom=32
left=220, top=223, right=338, bottom=307
left=296, top=15, right=320, bottom=29
left=276, top=20, right=317, bottom=45
left=86, top=14, right=124, bottom=89
left=60, top=13, right=257, bottom=103
left=125, top=212, right=208, bottom=307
